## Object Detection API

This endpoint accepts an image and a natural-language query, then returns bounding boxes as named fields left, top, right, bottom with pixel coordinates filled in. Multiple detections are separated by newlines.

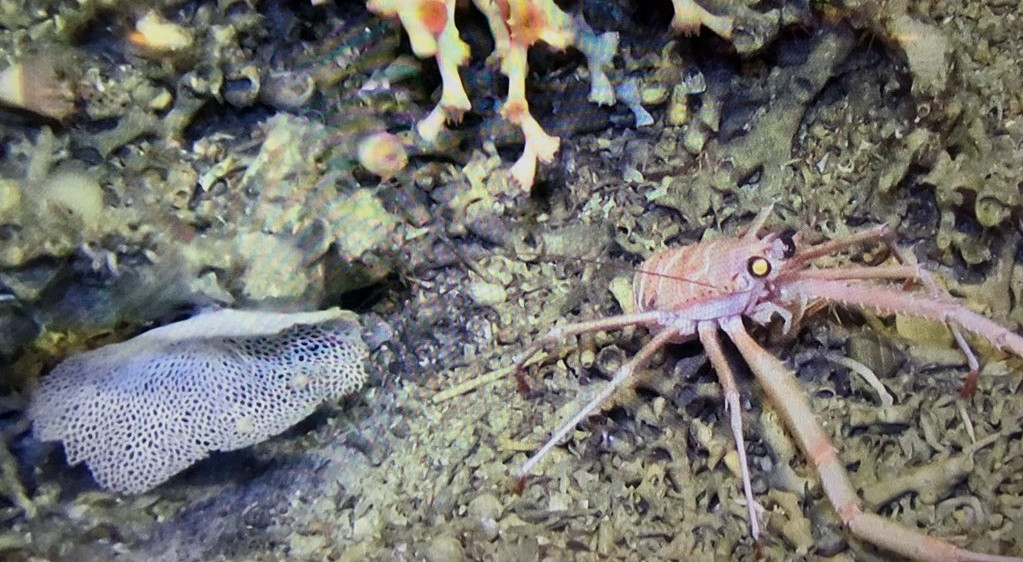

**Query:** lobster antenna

left=563, top=255, right=719, bottom=290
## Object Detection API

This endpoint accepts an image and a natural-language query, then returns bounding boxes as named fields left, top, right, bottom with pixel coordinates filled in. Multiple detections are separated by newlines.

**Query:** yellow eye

left=747, top=256, right=771, bottom=278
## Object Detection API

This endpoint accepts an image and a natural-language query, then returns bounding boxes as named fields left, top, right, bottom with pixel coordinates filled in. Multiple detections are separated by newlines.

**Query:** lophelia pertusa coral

left=368, top=0, right=733, bottom=188
left=29, top=308, right=368, bottom=494
left=485, top=0, right=576, bottom=188
left=366, top=0, right=472, bottom=143
left=369, top=0, right=619, bottom=189
left=670, top=0, right=734, bottom=39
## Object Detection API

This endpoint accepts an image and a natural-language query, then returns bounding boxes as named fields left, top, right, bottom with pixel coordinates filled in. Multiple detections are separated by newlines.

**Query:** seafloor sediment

left=1, top=1, right=1022, bottom=560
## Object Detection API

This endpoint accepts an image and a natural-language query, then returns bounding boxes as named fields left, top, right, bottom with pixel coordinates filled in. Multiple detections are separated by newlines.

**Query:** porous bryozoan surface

left=29, top=309, right=368, bottom=494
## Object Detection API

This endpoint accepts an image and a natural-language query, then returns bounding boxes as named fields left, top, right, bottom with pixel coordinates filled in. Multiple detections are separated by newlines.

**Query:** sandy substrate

left=2, top=1, right=1022, bottom=561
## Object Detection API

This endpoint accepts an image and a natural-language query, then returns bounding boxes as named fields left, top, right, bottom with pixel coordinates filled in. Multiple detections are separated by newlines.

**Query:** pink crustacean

left=512, top=208, right=1023, bottom=561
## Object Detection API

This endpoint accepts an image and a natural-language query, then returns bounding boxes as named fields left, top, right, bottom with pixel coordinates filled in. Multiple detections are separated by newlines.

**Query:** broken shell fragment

left=260, top=71, right=315, bottom=110
left=616, top=78, right=654, bottom=127
left=595, top=345, right=627, bottom=378
left=682, top=67, right=707, bottom=94
left=224, top=65, right=261, bottom=107
left=0, top=55, right=74, bottom=120
left=668, top=68, right=706, bottom=126
left=128, top=11, right=195, bottom=58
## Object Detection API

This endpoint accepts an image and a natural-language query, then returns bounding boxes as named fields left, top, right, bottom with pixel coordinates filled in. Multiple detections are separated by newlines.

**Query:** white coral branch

left=671, top=0, right=734, bottom=39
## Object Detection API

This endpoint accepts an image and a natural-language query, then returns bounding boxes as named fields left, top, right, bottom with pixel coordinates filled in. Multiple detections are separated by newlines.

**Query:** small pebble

left=352, top=514, right=377, bottom=540
left=423, top=535, right=465, bottom=562
left=469, top=281, right=507, bottom=306
left=683, top=125, right=707, bottom=154
left=357, top=132, right=408, bottom=181
left=148, top=88, right=173, bottom=110
left=467, top=493, right=503, bottom=521
left=289, top=534, right=327, bottom=558
left=476, top=516, right=499, bottom=542
left=129, top=11, right=194, bottom=56
left=641, top=84, right=669, bottom=105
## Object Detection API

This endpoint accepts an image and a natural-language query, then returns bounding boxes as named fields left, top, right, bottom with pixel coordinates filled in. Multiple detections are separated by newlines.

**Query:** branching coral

left=671, top=0, right=734, bottom=39
left=371, top=0, right=621, bottom=189
left=488, top=0, right=575, bottom=188
left=572, top=13, right=619, bottom=106
left=369, top=0, right=734, bottom=188
left=366, top=0, right=471, bottom=142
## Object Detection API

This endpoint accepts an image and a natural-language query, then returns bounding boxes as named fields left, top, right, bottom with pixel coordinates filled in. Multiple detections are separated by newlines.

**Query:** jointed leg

left=698, top=321, right=761, bottom=540
left=789, top=224, right=891, bottom=265
left=881, top=236, right=983, bottom=390
left=740, top=205, right=776, bottom=240
left=784, top=263, right=983, bottom=381
left=787, top=264, right=920, bottom=282
left=513, top=311, right=666, bottom=391
left=790, top=231, right=983, bottom=389
left=721, top=316, right=1021, bottom=562
left=781, top=279, right=1023, bottom=358
left=758, top=215, right=983, bottom=384
left=515, top=328, right=679, bottom=482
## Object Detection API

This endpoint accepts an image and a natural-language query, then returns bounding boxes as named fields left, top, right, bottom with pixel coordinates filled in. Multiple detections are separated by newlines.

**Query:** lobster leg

left=515, top=328, right=678, bottom=482
left=789, top=235, right=984, bottom=386
left=780, top=279, right=1023, bottom=358
left=698, top=321, right=762, bottom=540
left=721, top=316, right=1021, bottom=562
left=789, top=264, right=920, bottom=281
left=512, top=311, right=667, bottom=391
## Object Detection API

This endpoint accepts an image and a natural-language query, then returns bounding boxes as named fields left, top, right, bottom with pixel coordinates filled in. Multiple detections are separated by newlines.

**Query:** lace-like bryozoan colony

left=30, top=308, right=368, bottom=494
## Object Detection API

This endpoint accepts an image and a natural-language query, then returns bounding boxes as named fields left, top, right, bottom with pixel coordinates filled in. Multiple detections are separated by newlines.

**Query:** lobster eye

left=747, top=256, right=771, bottom=278
left=779, top=230, right=797, bottom=258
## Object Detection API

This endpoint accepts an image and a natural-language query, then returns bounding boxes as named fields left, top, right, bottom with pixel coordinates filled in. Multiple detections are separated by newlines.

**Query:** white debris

left=616, top=78, right=654, bottom=128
